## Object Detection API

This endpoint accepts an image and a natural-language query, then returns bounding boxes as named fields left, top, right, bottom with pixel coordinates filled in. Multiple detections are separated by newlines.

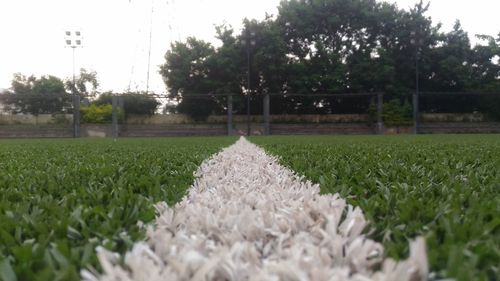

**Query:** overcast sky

left=0, top=0, right=499, bottom=94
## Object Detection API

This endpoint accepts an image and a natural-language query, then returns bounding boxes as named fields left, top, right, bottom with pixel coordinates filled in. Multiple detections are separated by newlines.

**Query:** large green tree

left=239, top=18, right=289, bottom=113
left=277, top=0, right=384, bottom=92
left=160, top=37, right=220, bottom=120
left=159, top=0, right=499, bottom=117
left=0, top=74, right=70, bottom=115
left=469, top=34, right=500, bottom=91
left=426, top=21, right=472, bottom=91
left=94, top=91, right=159, bottom=118
left=64, top=68, right=99, bottom=97
left=274, top=0, right=413, bottom=113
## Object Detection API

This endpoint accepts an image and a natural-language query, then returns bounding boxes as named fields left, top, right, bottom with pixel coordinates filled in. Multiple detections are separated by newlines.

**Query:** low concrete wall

left=124, top=113, right=495, bottom=125
left=0, top=114, right=72, bottom=125
left=267, top=123, right=375, bottom=135
left=421, top=113, right=485, bottom=123
left=125, top=114, right=369, bottom=124
left=80, top=125, right=113, bottom=138
left=1, top=123, right=499, bottom=138
left=419, top=122, right=500, bottom=134
left=384, top=126, right=413, bottom=134
left=0, top=124, right=113, bottom=138
left=270, top=114, right=368, bottom=123
left=120, top=124, right=227, bottom=137
left=126, top=114, right=194, bottom=124
left=0, top=113, right=492, bottom=125
left=0, top=126, right=73, bottom=138
left=1, top=114, right=499, bottom=138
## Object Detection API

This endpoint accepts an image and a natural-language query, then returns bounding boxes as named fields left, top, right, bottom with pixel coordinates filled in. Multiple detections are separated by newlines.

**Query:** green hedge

left=80, top=104, right=124, bottom=124
left=369, top=99, right=413, bottom=127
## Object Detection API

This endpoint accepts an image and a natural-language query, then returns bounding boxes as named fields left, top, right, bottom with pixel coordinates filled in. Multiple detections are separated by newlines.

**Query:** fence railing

left=0, top=92, right=499, bottom=137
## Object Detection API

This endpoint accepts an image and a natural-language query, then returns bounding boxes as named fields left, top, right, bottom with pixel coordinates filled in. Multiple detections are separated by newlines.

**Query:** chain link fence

left=0, top=91, right=499, bottom=137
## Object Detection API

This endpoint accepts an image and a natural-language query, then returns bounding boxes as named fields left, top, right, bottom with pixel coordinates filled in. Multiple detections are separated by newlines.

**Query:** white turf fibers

left=82, top=137, right=428, bottom=281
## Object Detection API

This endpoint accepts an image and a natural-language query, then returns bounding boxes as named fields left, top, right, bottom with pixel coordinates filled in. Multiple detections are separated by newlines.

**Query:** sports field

left=252, top=135, right=500, bottom=281
left=0, top=137, right=236, bottom=281
left=0, top=135, right=498, bottom=281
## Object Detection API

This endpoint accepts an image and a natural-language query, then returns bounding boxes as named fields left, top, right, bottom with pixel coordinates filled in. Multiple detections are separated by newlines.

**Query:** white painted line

left=83, top=137, right=428, bottom=281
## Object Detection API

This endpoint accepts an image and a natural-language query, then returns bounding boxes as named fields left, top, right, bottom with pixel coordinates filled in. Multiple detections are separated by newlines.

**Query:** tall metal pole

left=65, top=30, right=82, bottom=137
left=242, top=29, right=255, bottom=137
left=112, top=95, right=118, bottom=138
left=411, top=29, right=421, bottom=135
left=72, top=47, right=76, bottom=87
left=146, top=0, right=154, bottom=94
left=227, top=94, right=233, bottom=136
left=413, top=49, right=419, bottom=134
left=246, top=45, right=251, bottom=136
left=72, top=47, right=80, bottom=138
left=377, top=92, right=384, bottom=134
left=263, top=93, right=270, bottom=135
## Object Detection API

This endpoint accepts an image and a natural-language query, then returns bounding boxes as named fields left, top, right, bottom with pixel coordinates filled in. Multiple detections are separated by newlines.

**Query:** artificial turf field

left=0, top=135, right=498, bottom=281
left=252, top=135, right=500, bottom=281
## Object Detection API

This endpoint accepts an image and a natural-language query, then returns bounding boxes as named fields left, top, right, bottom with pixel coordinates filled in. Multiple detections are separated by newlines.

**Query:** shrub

left=368, top=99, right=413, bottom=127
left=94, top=92, right=160, bottom=118
left=51, top=114, right=71, bottom=125
left=479, top=95, right=500, bottom=121
left=80, top=104, right=123, bottom=124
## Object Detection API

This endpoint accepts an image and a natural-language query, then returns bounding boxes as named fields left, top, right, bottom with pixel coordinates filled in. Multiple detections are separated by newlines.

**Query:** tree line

left=0, top=70, right=159, bottom=119
left=161, top=0, right=500, bottom=119
left=2, top=0, right=499, bottom=121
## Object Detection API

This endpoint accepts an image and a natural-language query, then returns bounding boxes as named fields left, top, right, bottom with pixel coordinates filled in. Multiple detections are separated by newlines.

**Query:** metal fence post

left=413, top=48, right=420, bottom=134
left=263, top=93, right=270, bottom=135
left=118, top=96, right=124, bottom=109
left=73, top=95, right=80, bottom=138
left=227, top=94, right=233, bottom=136
left=413, top=92, right=419, bottom=134
left=112, top=95, right=118, bottom=138
left=377, top=93, right=384, bottom=134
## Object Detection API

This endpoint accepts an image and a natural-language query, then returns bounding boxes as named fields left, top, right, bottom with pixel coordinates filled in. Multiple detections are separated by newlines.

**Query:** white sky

left=0, top=0, right=499, bottom=94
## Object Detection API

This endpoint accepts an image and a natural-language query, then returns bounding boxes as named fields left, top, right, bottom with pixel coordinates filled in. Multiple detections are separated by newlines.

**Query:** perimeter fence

left=0, top=91, right=499, bottom=138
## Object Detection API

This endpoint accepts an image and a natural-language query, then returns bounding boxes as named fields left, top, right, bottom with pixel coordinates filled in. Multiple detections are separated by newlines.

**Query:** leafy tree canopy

left=94, top=92, right=160, bottom=117
left=160, top=0, right=500, bottom=117
left=65, top=68, right=99, bottom=97
left=1, top=74, right=70, bottom=115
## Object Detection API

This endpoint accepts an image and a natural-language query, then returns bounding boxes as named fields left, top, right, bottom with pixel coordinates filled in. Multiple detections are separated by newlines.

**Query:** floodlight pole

left=263, top=92, right=270, bottom=135
left=72, top=46, right=80, bottom=138
left=65, top=30, right=83, bottom=138
left=377, top=92, right=384, bottom=134
left=72, top=47, right=76, bottom=86
left=112, top=95, right=118, bottom=138
left=246, top=45, right=251, bottom=136
left=242, top=29, right=255, bottom=136
left=413, top=52, right=419, bottom=134
left=227, top=94, right=233, bottom=136
left=411, top=30, right=422, bottom=135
